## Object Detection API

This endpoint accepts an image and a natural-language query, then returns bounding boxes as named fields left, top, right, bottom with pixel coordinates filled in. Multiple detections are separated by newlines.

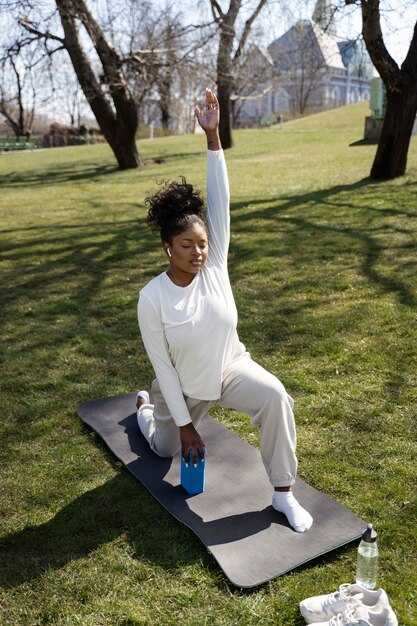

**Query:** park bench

left=0, top=137, right=38, bottom=152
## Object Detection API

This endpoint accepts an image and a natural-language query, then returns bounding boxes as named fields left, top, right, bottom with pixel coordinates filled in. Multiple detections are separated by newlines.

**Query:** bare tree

left=0, top=43, right=37, bottom=137
left=10, top=0, right=210, bottom=164
left=171, top=60, right=204, bottom=134
left=345, top=0, right=417, bottom=178
left=230, top=44, right=276, bottom=127
left=3, top=0, right=276, bottom=158
left=209, top=0, right=268, bottom=149
left=0, top=4, right=54, bottom=141
left=133, top=15, right=183, bottom=131
left=113, top=0, right=161, bottom=128
left=57, top=0, right=142, bottom=168
left=154, top=19, right=180, bottom=130
left=124, top=4, right=214, bottom=133
left=18, top=0, right=143, bottom=169
left=60, top=73, right=88, bottom=127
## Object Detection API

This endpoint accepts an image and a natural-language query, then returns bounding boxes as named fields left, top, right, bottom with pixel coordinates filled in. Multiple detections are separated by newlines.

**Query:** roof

left=267, top=20, right=363, bottom=72
left=311, top=23, right=345, bottom=69
left=242, top=43, right=275, bottom=67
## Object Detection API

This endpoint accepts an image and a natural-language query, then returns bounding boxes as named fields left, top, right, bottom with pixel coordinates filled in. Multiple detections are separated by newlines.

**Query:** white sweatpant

left=137, top=353, right=298, bottom=487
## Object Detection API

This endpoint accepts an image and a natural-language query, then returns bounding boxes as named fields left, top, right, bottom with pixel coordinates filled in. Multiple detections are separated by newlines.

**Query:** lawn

left=1, top=101, right=416, bottom=625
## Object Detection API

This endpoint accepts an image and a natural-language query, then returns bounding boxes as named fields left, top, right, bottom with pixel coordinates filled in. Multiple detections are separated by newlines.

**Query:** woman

left=137, top=88, right=312, bottom=533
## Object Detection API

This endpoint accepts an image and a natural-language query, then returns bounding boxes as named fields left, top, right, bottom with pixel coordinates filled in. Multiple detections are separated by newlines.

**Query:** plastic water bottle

left=356, top=523, right=378, bottom=589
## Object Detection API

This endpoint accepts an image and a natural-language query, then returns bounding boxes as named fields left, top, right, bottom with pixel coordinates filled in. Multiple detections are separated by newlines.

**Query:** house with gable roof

left=234, top=0, right=373, bottom=125
left=267, top=0, right=373, bottom=116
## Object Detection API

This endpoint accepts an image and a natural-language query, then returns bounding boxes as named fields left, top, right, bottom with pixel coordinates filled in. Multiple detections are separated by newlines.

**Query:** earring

left=167, top=248, right=171, bottom=258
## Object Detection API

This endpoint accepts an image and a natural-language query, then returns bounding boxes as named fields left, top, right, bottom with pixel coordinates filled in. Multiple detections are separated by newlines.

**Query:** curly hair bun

left=145, top=176, right=206, bottom=242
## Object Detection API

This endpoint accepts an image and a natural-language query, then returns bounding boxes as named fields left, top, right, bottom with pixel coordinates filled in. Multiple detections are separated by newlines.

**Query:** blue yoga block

left=180, top=449, right=206, bottom=494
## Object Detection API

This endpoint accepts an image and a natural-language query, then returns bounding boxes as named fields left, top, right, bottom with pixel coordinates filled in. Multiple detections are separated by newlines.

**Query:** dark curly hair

left=145, top=176, right=206, bottom=244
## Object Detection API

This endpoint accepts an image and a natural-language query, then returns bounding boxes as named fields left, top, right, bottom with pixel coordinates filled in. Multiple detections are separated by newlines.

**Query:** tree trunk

left=216, top=19, right=235, bottom=150
left=212, top=0, right=238, bottom=150
left=56, top=0, right=142, bottom=170
left=217, top=81, right=233, bottom=149
left=371, top=86, right=417, bottom=179
left=210, top=0, right=266, bottom=149
left=160, top=105, right=171, bottom=131
left=159, top=75, right=172, bottom=130
left=105, top=116, right=142, bottom=170
left=356, top=0, right=417, bottom=179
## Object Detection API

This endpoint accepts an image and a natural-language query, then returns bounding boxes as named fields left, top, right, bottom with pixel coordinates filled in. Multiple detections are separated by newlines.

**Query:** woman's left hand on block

left=179, top=422, right=205, bottom=466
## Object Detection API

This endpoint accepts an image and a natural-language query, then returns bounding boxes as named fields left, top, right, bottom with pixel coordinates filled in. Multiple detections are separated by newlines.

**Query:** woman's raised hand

left=195, top=88, right=220, bottom=132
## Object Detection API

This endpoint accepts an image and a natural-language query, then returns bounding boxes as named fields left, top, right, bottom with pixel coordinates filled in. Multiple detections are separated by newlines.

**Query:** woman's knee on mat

left=152, top=442, right=180, bottom=458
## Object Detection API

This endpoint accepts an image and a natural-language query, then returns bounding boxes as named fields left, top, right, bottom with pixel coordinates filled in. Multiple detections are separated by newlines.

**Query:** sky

left=331, top=0, right=417, bottom=64
left=1, top=0, right=416, bottom=124
left=180, top=0, right=417, bottom=66
left=1, top=1, right=416, bottom=63
left=263, top=0, right=416, bottom=65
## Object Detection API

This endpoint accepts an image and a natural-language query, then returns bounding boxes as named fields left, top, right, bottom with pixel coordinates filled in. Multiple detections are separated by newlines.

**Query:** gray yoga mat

left=78, top=392, right=365, bottom=588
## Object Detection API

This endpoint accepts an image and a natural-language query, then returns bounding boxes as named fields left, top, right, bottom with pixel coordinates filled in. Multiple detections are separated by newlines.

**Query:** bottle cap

left=362, top=523, right=377, bottom=543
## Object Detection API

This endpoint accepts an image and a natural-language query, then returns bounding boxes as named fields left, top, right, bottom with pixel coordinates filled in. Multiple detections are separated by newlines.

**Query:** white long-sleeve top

left=137, top=149, right=245, bottom=427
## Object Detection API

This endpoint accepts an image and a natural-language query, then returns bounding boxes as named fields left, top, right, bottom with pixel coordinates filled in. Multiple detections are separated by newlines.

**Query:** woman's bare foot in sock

left=272, top=489, right=313, bottom=533
left=136, top=391, right=150, bottom=409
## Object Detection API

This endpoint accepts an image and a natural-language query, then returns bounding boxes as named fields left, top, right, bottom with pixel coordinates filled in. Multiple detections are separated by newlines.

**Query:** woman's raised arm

left=196, top=89, right=230, bottom=268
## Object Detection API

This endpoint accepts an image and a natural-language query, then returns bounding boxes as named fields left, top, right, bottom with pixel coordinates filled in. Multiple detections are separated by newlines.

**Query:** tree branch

left=18, top=17, right=65, bottom=44
left=233, top=0, right=268, bottom=63
left=55, top=0, right=116, bottom=126
left=401, top=19, right=417, bottom=80
left=230, top=84, right=272, bottom=101
left=210, top=0, right=224, bottom=22
left=359, top=0, right=400, bottom=90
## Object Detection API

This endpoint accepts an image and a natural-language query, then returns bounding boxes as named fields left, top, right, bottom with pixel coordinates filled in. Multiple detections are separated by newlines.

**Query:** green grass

left=1, top=101, right=416, bottom=625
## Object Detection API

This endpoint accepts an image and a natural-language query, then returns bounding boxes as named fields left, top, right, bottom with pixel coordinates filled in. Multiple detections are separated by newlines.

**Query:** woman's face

left=166, top=223, right=208, bottom=282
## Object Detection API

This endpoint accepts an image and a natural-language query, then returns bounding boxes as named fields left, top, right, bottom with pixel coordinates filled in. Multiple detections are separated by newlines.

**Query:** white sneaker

left=300, top=583, right=397, bottom=625
left=313, top=605, right=394, bottom=626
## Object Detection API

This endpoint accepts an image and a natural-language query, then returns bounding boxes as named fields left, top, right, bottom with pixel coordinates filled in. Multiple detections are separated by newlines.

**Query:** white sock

left=272, top=491, right=313, bottom=533
left=137, top=404, right=155, bottom=443
left=137, top=390, right=150, bottom=404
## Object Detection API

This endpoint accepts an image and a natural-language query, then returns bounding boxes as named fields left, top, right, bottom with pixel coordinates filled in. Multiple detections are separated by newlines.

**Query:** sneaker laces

left=322, top=584, right=361, bottom=611
left=328, top=606, right=367, bottom=626
left=323, top=583, right=351, bottom=609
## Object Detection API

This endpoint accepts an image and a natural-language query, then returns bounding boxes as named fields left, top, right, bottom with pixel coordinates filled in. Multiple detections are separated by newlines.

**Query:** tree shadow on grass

left=0, top=149, right=205, bottom=189
left=2, top=175, right=416, bottom=588
left=349, top=138, right=379, bottom=146
left=0, top=163, right=119, bottom=188
left=228, top=176, right=416, bottom=308
left=226, top=176, right=416, bottom=419
left=1, top=217, right=157, bottom=315
left=0, top=403, right=284, bottom=590
left=0, top=472, right=207, bottom=589
left=2, top=174, right=416, bottom=421
left=0, top=464, right=351, bottom=592
left=0, top=406, right=355, bottom=591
